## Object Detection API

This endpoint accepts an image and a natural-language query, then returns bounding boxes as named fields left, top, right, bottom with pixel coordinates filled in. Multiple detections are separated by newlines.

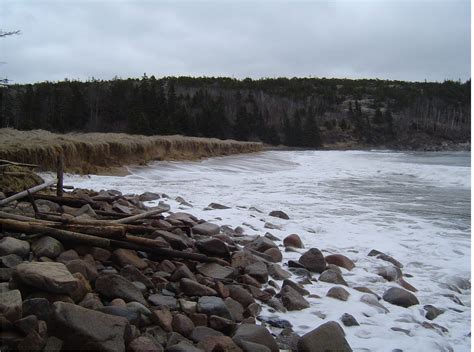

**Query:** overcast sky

left=1, top=0, right=471, bottom=84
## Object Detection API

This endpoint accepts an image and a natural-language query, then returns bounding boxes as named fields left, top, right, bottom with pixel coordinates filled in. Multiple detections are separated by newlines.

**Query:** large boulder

left=50, top=302, right=131, bottom=352
left=31, top=236, right=64, bottom=259
left=0, top=237, right=30, bottom=257
left=0, top=289, right=22, bottom=322
left=382, top=287, right=419, bottom=308
left=283, top=234, right=304, bottom=249
left=298, top=248, right=326, bottom=273
left=95, top=274, right=147, bottom=305
left=13, top=262, right=78, bottom=294
left=297, top=321, right=352, bottom=352
left=233, top=324, right=278, bottom=352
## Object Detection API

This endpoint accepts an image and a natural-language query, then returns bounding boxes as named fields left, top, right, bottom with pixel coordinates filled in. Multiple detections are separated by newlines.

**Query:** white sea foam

left=62, top=150, right=471, bottom=352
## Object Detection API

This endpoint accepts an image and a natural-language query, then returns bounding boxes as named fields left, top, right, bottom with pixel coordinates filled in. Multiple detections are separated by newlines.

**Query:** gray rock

left=0, top=254, right=23, bottom=268
left=376, top=253, right=403, bottom=268
left=196, top=238, right=229, bottom=257
left=197, top=296, right=233, bottom=320
left=22, top=298, right=51, bottom=321
left=225, top=297, right=244, bottom=322
left=154, top=230, right=192, bottom=250
left=281, top=285, right=310, bottom=311
left=268, top=264, right=291, bottom=280
left=172, top=313, right=195, bottom=338
left=50, top=302, right=131, bottom=352
left=97, top=306, right=141, bottom=326
left=327, top=287, right=350, bottom=301
left=148, top=294, right=178, bottom=310
left=325, top=254, right=355, bottom=271
left=299, top=248, right=326, bottom=273
left=424, top=305, right=444, bottom=320
left=207, top=203, right=231, bottom=210
left=120, top=265, right=154, bottom=288
left=283, top=234, right=304, bottom=249
left=95, top=274, right=147, bottom=305
left=247, top=237, right=278, bottom=253
left=340, top=313, right=359, bottom=327
left=244, top=261, right=268, bottom=283
left=192, top=222, right=220, bottom=236
left=14, top=315, right=39, bottom=335
left=13, top=262, right=78, bottom=294
left=376, top=265, right=403, bottom=281
left=319, top=269, right=348, bottom=286
left=129, top=336, right=163, bottom=352
left=233, top=324, right=278, bottom=352
left=66, top=259, right=98, bottom=282
left=139, top=192, right=161, bottom=201
left=0, top=237, right=30, bottom=257
left=360, top=294, right=389, bottom=313
left=269, top=210, right=289, bottom=220
left=31, top=236, right=64, bottom=259
left=235, top=339, right=271, bottom=352
left=180, top=278, right=217, bottom=296
left=297, top=321, right=352, bottom=352
left=227, top=285, right=255, bottom=308
left=282, top=279, right=310, bottom=296
left=196, top=263, right=235, bottom=280
left=383, top=287, right=419, bottom=308
left=0, top=289, right=22, bottom=322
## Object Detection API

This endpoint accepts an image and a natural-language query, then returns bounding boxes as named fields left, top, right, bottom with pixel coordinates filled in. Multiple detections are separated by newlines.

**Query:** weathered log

left=53, top=224, right=126, bottom=239
left=124, top=235, right=169, bottom=248
left=0, top=211, right=54, bottom=224
left=0, top=159, right=39, bottom=168
left=56, top=154, right=64, bottom=197
left=32, top=194, right=98, bottom=209
left=112, top=206, right=170, bottom=224
left=0, top=218, right=111, bottom=247
left=0, top=180, right=56, bottom=207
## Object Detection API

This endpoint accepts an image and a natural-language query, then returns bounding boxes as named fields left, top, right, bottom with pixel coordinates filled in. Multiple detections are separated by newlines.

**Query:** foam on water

left=62, top=150, right=471, bottom=352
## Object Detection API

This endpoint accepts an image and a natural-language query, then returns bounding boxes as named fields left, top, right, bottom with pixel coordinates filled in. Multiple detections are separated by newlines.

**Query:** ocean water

left=63, top=150, right=471, bottom=352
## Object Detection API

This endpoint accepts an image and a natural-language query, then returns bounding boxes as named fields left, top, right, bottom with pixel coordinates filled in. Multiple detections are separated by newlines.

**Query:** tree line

left=0, top=76, right=470, bottom=147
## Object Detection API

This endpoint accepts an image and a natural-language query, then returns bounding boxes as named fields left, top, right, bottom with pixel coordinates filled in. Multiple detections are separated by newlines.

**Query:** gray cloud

left=1, top=0, right=470, bottom=83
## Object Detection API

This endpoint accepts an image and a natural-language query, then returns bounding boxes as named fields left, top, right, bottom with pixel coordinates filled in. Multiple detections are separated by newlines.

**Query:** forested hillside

left=0, top=76, right=470, bottom=148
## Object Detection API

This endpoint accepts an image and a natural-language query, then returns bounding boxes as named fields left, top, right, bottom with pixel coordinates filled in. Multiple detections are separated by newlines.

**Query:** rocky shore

left=0, top=183, right=459, bottom=352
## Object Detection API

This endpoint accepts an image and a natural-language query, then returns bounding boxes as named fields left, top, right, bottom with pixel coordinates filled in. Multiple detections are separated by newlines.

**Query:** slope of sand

left=0, top=128, right=263, bottom=174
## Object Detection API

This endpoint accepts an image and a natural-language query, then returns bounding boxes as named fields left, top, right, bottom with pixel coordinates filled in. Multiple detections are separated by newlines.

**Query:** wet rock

left=382, top=287, right=419, bottom=308
left=269, top=210, right=289, bottom=220
left=235, top=339, right=270, bottom=352
left=0, top=254, right=23, bottom=268
left=66, top=259, right=98, bottom=282
left=129, top=336, right=163, bottom=352
left=154, top=230, right=192, bottom=250
left=180, top=278, right=218, bottom=296
left=268, top=264, right=291, bottom=280
left=196, top=238, right=230, bottom=257
left=172, top=313, right=195, bottom=338
left=97, top=306, right=141, bottom=326
left=238, top=274, right=261, bottom=288
left=50, top=302, right=131, bottom=352
left=227, top=285, right=255, bottom=308
left=263, top=248, right=283, bottom=262
left=353, top=286, right=381, bottom=299
left=95, top=274, right=147, bottom=305
left=158, top=260, right=176, bottom=273
left=207, top=203, right=231, bottom=210
left=148, top=294, right=178, bottom=310
left=197, top=263, right=235, bottom=280
left=190, top=326, right=224, bottom=343
left=421, top=321, right=449, bottom=334
left=244, top=261, right=268, bottom=283
left=14, top=315, right=38, bottom=335
left=367, top=249, right=383, bottom=257
left=247, top=237, right=278, bottom=253
left=31, top=236, right=64, bottom=259
left=197, top=296, right=233, bottom=320
left=282, top=279, right=310, bottom=296
left=287, top=260, right=306, bottom=269
left=299, top=248, right=326, bottom=273
left=264, top=222, right=281, bottom=230
left=0, top=289, right=22, bottom=322
left=297, top=321, right=352, bottom=352
left=127, top=301, right=152, bottom=317
left=139, top=192, right=161, bottom=201
left=340, top=313, right=359, bottom=327
left=113, top=249, right=148, bottom=270
left=360, top=294, right=389, bottom=313
left=319, top=269, right=348, bottom=286
left=266, top=298, right=286, bottom=313
left=424, top=305, right=444, bottom=320
left=70, top=272, right=92, bottom=302
left=327, top=287, right=350, bottom=301
left=225, top=298, right=244, bottom=322
left=197, top=335, right=241, bottom=352
left=233, top=324, right=278, bottom=352
left=209, top=315, right=236, bottom=334
left=281, top=285, right=310, bottom=311
left=376, top=266, right=403, bottom=282
left=325, top=254, right=355, bottom=271
left=283, top=234, right=304, bottom=248
left=397, top=278, right=417, bottom=292
left=259, top=316, right=292, bottom=329
left=0, top=237, right=30, bottom=257
left=231, top=251, right=260, bottom=270
left=264, top=232, right=280, bottom=241
left=13, top=262, right=78, bottom=294
left=193, top=222, right=220, bottom=236
left=190, top=313, right=208, bottom=327
left=376, top=253, right=403, bottom=268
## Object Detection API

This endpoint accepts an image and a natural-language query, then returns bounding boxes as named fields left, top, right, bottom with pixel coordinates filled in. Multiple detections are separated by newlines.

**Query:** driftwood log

left=0, top=180, right=56, bottom=207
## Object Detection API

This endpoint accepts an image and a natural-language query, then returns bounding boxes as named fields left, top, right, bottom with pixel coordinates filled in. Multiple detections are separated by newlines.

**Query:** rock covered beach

left=0, top=182, right=458, bottom=352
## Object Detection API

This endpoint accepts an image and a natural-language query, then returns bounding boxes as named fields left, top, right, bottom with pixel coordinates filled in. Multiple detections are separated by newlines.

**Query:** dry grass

left=0, top=129, right=263, bottom=174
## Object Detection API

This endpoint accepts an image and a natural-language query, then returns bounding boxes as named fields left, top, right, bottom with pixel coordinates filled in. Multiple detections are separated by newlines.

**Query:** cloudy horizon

left=1, top=0, right=471, bottom=84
